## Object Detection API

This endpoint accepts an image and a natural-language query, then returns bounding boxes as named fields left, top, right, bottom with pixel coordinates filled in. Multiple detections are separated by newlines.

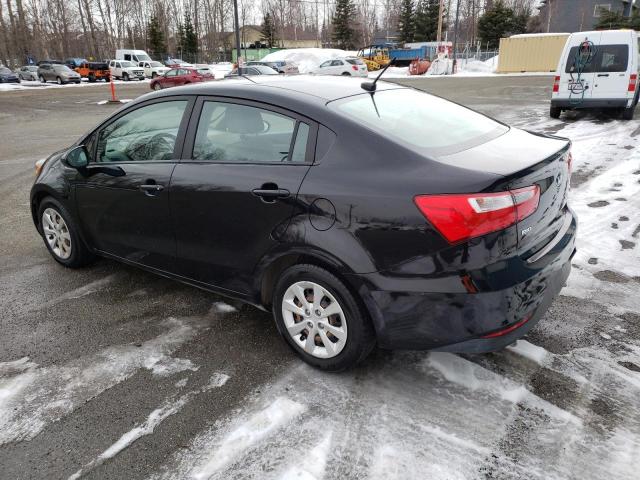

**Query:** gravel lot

left=1, top=76, right=639, bottom=480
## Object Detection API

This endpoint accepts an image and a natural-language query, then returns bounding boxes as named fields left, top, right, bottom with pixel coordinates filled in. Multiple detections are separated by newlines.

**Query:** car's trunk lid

left=437, top=127, right=571, bottom=251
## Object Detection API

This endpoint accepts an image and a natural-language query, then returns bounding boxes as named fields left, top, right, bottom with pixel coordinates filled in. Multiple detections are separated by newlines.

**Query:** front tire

left=39, top=75, right=46, bottom=83
left=550, top=105, right=561, bottom=118
left=38, top=197, right=95, bottom=268
left=123, top=72, right=129, bottom=81
left=153, top=83, right=162, bottom=90
left=273, top=264, right=376, bottom=371
left=56, top=76, right=63, bottom=85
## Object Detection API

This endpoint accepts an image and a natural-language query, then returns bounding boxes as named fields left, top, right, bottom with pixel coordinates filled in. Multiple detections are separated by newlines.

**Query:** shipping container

left=497, top=33, right=570, bottom=73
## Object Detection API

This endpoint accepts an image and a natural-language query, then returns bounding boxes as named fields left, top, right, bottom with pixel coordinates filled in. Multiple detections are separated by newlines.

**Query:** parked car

left=149, top=67, right=214, bottom=90
left=75, top=61, right=110, bottom=82
left=164, top=58, right=193, bottom=68
left=139, top=60, right=169, bottom=78
left=246, top=60, right=299, bottom=74
left=116, top=49, right=152, bottom=64
left=310, top=57, right=368, bottom=77
left=551, top=29, right=639, bottom=120
left=0, top=66, right=20, bottom=83
left=108, top=60, right=144, bottom=81
left=16, top=65, right=38, bottom=81
left=38, top=64, right=81, bottom=84
left=65, top=58, right=88, bottom=69
left=30, top=76, right=576, bottom=372
left=227, top=65, right=280, bottom=76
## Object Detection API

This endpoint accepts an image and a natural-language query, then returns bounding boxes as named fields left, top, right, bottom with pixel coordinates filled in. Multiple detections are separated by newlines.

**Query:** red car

left=150, top=67, right=214, bottom=90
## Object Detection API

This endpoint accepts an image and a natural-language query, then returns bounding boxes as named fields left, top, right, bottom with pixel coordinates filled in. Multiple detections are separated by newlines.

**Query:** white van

left=115, top=49, right=152, bottom=64
left=551, top=30, right=639, bottom=120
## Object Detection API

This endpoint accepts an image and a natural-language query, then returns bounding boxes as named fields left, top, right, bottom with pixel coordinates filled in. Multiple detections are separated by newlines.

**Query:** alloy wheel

left=42, top=207, right=72, bottom=259
left=281, top=281, right=347, bottom=359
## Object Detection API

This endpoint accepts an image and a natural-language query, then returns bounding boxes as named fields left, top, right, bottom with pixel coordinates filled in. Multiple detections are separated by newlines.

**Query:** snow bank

left=261, top=48, right=351, bottom=73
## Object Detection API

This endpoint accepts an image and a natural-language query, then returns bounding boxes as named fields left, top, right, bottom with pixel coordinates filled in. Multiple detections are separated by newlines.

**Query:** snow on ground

left=67, top=372, right=230, bottom=480
left=0, top=316, right=209, bottom=445
left=0, top=78, right=151, bottom=92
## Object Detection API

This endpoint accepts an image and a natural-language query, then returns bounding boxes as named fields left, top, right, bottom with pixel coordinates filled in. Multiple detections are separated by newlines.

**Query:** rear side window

left=330, top=89, right=507, bottom=156
left=565, top=44, right=629, bottom=73
left=192, top=101, right=309, bottom=163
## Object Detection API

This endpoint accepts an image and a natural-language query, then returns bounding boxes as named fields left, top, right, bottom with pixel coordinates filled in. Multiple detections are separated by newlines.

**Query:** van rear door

left=560, top=32, right=601, bottom=102
left=590, top=31, right=633, bottom=101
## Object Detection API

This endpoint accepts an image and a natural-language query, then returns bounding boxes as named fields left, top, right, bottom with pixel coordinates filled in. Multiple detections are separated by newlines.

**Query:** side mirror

left=65, top=145, right=89, bottom=169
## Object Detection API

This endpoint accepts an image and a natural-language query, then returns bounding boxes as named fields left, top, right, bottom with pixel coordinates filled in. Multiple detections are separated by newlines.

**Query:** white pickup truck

left=138, top=60, right=170, bottom=78
left=108, top=60, right=145, bottom=81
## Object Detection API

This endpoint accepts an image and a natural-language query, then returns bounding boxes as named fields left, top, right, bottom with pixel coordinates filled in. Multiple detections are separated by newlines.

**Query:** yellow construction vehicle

left=357, top=45, right=390, bottom=71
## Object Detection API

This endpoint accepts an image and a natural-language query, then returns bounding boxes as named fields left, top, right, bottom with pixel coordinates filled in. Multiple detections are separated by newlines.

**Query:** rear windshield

left=329, top=89, right=507, bottom=156
left=346, top=58, right=364, bottom=65
left=197, top=68, right=211, bottom=75
left=565, top=44, right=629, bottom=73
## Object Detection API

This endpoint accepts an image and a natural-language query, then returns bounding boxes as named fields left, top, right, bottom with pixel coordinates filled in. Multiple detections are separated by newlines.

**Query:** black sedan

left=30, top=77, right=576, bottom=371
left=0, top=66, right=20, bottom=83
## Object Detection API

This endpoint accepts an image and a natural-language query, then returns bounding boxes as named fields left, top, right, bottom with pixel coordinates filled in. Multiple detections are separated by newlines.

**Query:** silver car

left=17, top=65, right=39, bottom=81
left=38, top=64, right=82, bottom=84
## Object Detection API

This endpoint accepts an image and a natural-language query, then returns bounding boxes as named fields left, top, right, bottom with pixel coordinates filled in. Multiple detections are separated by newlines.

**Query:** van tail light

left=552, top=75, right=560, bottom=93
left=352, top=65, right=358, bottom=71
left=628, top=73, right=637, bottom=92
left=565, top=151, right=573, bottom=174
left=414, top=185, right=540, bottom=244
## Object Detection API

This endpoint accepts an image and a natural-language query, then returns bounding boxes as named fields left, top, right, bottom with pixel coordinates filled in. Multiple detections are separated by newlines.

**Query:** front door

left=74, top=97, right=193, bottom=271
left=170, top=97, right=315, bottom=295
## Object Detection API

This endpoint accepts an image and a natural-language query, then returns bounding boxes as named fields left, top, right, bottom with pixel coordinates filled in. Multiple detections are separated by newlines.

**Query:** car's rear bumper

left=352, top=211, right=577, bottom=352
left=551, top=98, right=630, bottom=109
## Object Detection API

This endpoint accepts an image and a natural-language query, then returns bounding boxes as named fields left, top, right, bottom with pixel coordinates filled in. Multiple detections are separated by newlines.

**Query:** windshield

left=197, top=68, right=211, bottom=75
left=137, top=54, right=152, bottom=61
left=120, top=61, right=134, bottom=67
left=56, top=65, right=74, bottom=73
left=346, top=58, right=364, bottom=65
left=330, top=89, right=508, bottom=156
left=150, top=61, right=163, bottom=67
left=565, top=44, right=629, bottom=73
left=0, top=67, right=11, bottom=74
left=256, top=66, right=279, bottom=75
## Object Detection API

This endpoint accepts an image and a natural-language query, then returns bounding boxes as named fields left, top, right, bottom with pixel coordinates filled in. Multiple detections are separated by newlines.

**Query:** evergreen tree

left=414, top=0, right=443, bottom=42
left=182, top=12, right=198, bottom=63
left=629, top=10, right=640, bottom=30
left=332, top=0, right=356, bottom=49
left=176, top=23, right=185, bottom=58
left=398, top=0, right=415, bottom=43
left=477, top=0, right=518, bottom=49
left=261, top=13, right=276, bottom=47
left=147, top=13, right=166, bottom=59
left=594, top=8, right=628, bottom=30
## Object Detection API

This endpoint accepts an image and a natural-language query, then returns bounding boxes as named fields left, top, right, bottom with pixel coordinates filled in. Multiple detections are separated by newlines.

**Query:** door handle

left=252, top=187, right=290, bottom=203
left=139, top=183, right=164, bottom=195
left=597, top=73, right=609, bottom=77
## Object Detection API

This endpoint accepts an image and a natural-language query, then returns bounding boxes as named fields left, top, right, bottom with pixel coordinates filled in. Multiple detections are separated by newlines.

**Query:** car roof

left=148, top=75, right=403, bottom=103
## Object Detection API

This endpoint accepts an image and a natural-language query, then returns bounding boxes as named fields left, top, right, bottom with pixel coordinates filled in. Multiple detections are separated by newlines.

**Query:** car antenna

left=361, top=57, right=396, bottom=93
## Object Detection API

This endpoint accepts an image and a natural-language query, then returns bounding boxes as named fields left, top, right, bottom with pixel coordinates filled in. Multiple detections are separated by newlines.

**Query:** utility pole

left=436, top=0, right=445, bottom=42
left=452, top=0, right=461, bottom=74
left=233, top=0, right=242, bottom=73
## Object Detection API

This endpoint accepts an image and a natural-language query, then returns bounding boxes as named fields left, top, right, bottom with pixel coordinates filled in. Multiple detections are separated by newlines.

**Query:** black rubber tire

left=56, top=76, right=63, bottom=85
left=341, top=72, right=351, bottom=76
left=39, top=75, right=46, bottom=83
left=123, top=73, right=129, bottom=81
left=88, top=75, right=96, bottom=82
left=622, top=104, right=636, bottom=120
left=550, top=105, right=561, bottom=119
left=153, top=83, right=162, bottom=90
left=37, top=197, right=95, bottom=268
left=272, top=264, right=376, bottom=372
left=151, top=72, right=157, bottom=79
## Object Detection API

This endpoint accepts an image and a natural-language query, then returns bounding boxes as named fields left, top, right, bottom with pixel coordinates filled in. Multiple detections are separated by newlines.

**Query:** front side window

left=96, top=101, right=188, bottom=163
left=193, top=101, right=309, bottom=163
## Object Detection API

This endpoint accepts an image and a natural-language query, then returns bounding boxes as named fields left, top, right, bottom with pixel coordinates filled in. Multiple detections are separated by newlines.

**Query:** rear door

left=560, top=32, right=601, bottom=101
left=170, top=97, right=316, bottom=294
left=590, top=32, right=633, bottom=100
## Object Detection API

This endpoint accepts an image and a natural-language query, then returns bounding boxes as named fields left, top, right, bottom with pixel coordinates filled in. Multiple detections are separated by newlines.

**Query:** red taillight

left=552, top=75, right=560, bottom=93
left=628, top=73, right=637, bottom=92
left=565, top=151, right=573, bottom=174
left=352, top=65, right=358, bottom=71
left=414, top=185, right=540, bottom=244
left=481, top=314, right=532, bottom=339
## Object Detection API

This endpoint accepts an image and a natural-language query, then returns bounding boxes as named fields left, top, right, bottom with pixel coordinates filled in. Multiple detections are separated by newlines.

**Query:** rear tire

left=272, top=264, right=376, bottom=372
left=38, top=197, right=95, bottom=268
left=88, top=74, right=96, bottom=82
left=341, top=72, right=351, bottom=76
left=622, top=104, right=636, bottom=120
left=550, top=105, right=561, bottom=119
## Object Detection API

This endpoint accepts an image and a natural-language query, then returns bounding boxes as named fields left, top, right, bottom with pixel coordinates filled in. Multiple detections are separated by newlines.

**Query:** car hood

left=0, top=72, right=18, bottom=78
